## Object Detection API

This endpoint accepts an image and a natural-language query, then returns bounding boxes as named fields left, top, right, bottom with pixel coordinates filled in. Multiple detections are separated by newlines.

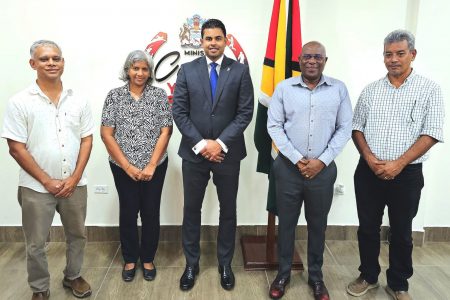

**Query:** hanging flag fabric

left=254, top=0, right=302, bottom=214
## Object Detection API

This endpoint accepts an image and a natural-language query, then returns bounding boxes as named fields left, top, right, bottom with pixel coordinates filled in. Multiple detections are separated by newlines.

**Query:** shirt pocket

left=406, top=99, right=425, bottom=136
left=316, top=96, right=340, bottom=122
left=64, top=109, right=81, bottom=129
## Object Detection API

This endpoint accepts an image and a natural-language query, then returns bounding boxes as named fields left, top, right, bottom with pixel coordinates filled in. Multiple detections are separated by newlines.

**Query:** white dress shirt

left=2, top=82, right=95, bottom=192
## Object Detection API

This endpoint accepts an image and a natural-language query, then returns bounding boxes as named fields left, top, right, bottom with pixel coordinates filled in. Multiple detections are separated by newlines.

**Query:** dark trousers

left=274, top=155, right=336, bottom=283
left=354, top=158, right=423, bottom=291
left=110, top=159, right=168, bottom=264
left=181, top=159, right=240, bottom=266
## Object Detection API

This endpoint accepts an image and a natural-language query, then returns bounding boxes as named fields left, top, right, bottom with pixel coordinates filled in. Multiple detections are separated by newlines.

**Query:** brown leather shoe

left=62, top=276, right=92, bottom=298
left=385, top=286, right=412, bottom=300
left=269, top=276, right=290, bottom=299
left=309, top=281, right=330, bottom=300
left=31, top=290, right=50, bottom=300
left=347, top=276, right=379, bottom=296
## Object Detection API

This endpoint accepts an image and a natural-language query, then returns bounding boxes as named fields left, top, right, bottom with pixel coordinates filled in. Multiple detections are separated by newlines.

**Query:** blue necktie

left=210, top=62, right=218, bottom=102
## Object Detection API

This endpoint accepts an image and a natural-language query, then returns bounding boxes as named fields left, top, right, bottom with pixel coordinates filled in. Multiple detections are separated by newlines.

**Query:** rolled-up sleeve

left=1, top=98, right=28, bottom=143
left=421, top=84, right=445, bottom=142
left=80, top=100, right=95, bottom=138
left=352, top=87, right=369, bottom=133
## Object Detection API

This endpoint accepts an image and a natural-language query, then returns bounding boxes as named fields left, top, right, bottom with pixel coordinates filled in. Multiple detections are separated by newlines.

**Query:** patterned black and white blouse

left=101, top=84, right=172, bottom=169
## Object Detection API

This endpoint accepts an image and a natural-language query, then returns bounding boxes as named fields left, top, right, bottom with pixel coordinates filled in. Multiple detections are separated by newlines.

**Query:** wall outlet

left=94, top=185, right=108, bottom=194
left=334, top=183, right=345, bottom=195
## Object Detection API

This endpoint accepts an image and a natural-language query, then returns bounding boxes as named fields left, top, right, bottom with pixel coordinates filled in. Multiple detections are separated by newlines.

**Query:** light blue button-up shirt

left=267, top=75, right=353, bottom=166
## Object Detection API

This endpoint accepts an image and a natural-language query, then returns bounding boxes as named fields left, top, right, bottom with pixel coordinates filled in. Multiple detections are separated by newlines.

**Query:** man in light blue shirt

left=267, top=41, right=352, bottom=300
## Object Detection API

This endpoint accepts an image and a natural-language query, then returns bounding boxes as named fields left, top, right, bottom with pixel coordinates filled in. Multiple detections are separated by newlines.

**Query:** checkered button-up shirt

left=352, top=70, right=445, bottom=164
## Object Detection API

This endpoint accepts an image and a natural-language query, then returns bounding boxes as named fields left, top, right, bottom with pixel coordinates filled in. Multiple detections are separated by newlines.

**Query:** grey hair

left=384, top=29, right=415, bottom=51
left=119, top=50, right=154, bottom=85
left=30, top=40, right=61, bottom=57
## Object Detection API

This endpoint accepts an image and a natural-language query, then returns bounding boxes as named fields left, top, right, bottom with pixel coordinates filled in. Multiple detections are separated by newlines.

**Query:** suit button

left=211, top=114, right=215, bottom=117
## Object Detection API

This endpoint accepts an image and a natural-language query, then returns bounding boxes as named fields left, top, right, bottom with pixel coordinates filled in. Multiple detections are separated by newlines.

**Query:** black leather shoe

left=142, top=262, right=156, bottom=281
left=122, top=264, right=137, bottom=282
left=269, top=276, right=290, bottom=299
left=180, top=264, right=199, bottom=291
left=218, top=265, right=235, bottom=290
left=309, top=280, right=330, bottom=300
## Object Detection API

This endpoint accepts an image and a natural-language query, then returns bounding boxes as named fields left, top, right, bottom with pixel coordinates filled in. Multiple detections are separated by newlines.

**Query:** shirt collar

left=293, top=74, right=332, bottom=88
left=206, top=55, right=224, bottom=67
left=28, top=81, right=73, bottom=99
left=383, top=68, right=416, bottom=87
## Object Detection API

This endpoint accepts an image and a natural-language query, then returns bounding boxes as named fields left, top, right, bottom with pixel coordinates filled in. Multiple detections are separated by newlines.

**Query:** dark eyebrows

left=204, top=35, right=224, bottom=40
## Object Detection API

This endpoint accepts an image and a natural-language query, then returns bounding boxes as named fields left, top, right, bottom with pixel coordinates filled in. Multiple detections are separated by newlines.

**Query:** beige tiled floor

left=1, top=241, right=449, bottom=299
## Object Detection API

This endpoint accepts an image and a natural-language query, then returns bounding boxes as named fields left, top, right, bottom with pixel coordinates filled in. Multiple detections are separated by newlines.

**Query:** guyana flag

left=254, top=0, right=302, bottom=214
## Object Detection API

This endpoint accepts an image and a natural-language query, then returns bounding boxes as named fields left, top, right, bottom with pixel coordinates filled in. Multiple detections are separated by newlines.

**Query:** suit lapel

left=212, top=56, right=233, bottom=110
left=196, top=57, right=213, bottom=106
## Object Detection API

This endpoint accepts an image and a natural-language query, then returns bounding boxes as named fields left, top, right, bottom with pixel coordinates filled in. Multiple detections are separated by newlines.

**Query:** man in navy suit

left=172, top=18, right=254, bottom=291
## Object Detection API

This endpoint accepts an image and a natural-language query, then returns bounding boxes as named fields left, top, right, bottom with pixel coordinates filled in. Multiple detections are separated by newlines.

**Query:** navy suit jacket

left=172, top=55, right=254, bottom=163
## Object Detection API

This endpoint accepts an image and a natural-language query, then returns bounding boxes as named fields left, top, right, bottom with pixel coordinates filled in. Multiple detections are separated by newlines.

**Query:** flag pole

left=241, top=0, right=304, bottom=270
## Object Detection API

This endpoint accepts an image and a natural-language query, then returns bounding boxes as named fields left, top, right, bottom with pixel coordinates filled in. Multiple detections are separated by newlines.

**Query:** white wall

left=0, top=0, right=448, bottom=228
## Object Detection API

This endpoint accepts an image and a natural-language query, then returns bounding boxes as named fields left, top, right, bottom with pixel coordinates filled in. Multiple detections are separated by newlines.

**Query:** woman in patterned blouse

left=101, top=50, right=173, bottom=282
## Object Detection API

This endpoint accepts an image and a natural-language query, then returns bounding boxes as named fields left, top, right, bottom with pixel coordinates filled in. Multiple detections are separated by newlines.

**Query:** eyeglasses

left=300, top=54, right=325, bottom=62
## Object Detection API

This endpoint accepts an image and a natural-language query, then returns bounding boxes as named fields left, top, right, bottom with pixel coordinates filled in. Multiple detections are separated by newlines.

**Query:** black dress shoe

left=180, top=264, right=199, bottom=291
left=122, top=264, right=137, bottom=282
left=142, top=262, right=157, bottom=281
left=269, top=276, right=290, bottom=299
left=218, top=265, right=235, bottom=290
left=309, top=280, right=330, bottom=300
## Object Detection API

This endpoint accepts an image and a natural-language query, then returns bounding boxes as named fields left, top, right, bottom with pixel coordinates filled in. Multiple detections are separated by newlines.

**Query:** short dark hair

left=201, top=19, right=226, bottom=38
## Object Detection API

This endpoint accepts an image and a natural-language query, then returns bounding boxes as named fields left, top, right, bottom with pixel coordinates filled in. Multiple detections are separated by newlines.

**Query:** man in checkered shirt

left=347, top=30, right=445, bottom=300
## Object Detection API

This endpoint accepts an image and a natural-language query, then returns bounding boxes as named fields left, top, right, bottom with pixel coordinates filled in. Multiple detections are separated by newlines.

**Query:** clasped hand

left=44, top=176, right=79, bottom=198
left=125, top=164, right=156, bottom=181
left=296, top=158, right=325, bottom=180
left=365, top=155, right=405, bottom=180
left=200, top=140, right=225, bottom=163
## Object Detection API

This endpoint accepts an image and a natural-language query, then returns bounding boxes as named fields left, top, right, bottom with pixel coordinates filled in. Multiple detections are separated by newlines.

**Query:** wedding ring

left=305, top=174, right=309, bottom=178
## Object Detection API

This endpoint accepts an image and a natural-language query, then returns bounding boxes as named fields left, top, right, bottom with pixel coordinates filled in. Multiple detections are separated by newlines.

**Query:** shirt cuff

left=421, top=129, right=444, bottom=143
left=352, top=124, right=365, bottom=132
left=318, top=152, right=333, bottom=166
left=285, top=150, right=303, bottom=165
left=216, top=139, right=228, bottom=153
left=192, top=139, right=207, bottom=155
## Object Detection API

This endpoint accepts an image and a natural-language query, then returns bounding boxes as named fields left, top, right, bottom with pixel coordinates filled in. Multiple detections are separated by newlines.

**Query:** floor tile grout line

left=325, top=242, right=340, bottom=265
left=264, top=270, right=270, bottom=289
left=93, top=244, right=120, bottom=300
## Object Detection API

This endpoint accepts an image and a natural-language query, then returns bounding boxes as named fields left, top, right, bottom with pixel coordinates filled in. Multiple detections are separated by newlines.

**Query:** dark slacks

left=354, top=158, right=423, bottom=291
left=110, top=159, right=168, bottom=264
left=181, top=159, right=240, bottom=266
left=274, top=155, right=336, bottom=283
